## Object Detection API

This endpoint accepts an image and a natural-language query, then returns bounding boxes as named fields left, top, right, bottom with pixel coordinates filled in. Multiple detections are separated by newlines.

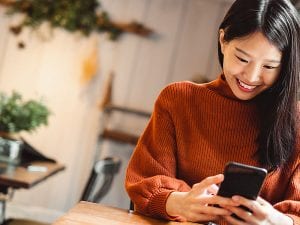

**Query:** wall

left=0, top=0, right=231, bottom=223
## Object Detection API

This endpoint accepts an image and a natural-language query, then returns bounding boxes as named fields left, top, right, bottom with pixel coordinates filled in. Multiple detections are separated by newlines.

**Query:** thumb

left=193, top=174, right=224, bottom=193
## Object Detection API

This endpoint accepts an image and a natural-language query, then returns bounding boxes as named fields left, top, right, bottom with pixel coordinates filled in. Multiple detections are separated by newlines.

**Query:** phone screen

left=217, top=162, right=267, bottom=200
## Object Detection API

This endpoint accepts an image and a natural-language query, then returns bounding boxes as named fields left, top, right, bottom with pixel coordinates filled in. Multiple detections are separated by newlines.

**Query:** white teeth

left=238, top=79, right=256, bottom=90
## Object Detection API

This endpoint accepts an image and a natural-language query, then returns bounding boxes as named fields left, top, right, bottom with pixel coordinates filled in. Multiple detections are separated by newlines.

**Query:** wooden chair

left=81, top=72, right=151, bottom=204
left=80, top=157, right=121, bottom=203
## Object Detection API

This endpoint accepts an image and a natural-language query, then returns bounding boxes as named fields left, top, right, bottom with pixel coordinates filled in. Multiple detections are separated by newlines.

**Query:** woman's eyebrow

left=235, top=47, right=281, bottom=63
left=235, top=47, right=252, bottom=57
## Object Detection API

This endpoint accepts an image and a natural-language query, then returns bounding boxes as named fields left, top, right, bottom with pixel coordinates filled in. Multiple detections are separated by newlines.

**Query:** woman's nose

left=244, top=64, right=262, bottom=83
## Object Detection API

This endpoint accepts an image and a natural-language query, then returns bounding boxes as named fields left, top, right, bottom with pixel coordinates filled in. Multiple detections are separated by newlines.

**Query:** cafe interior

left=0, top=0, right=299, bottom=224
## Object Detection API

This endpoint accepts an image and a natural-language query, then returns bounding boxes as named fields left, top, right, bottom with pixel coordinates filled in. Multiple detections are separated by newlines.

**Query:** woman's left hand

left=222, top=196, right=293, bottom=225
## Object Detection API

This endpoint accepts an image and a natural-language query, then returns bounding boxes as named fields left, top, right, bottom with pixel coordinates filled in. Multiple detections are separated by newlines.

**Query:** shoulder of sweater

left=152, top=81, right=207, bottom=116
left=158, top=81, right=207, bottom=98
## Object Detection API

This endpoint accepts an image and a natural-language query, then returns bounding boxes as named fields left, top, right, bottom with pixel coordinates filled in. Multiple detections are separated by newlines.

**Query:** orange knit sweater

left=125, top=75, right=300, bottom=225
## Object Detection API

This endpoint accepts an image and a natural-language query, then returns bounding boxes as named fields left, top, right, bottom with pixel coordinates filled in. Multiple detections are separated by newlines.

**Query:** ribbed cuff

left=147, top=189, right=182, bottom=221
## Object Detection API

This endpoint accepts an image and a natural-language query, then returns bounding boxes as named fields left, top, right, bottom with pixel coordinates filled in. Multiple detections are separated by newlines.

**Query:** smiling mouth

left=236, top=79, right=257, bottom=92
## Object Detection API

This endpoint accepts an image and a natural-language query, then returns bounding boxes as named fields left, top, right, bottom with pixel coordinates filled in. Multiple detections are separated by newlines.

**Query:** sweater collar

left=207, top=74, right=240, bottom=100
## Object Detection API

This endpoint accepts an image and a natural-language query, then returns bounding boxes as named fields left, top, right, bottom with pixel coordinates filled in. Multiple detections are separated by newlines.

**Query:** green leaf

left=0, top=91, right=51, bottom=133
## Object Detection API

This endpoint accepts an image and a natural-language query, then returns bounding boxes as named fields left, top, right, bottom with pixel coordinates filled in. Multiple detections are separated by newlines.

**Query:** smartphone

left=217, top=162, right=267, bottom=200
left=216, top=162, right=267, bottom=221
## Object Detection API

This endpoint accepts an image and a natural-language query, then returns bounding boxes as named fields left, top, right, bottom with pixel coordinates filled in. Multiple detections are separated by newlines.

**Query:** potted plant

left=0, top=91, right=50, bottom=165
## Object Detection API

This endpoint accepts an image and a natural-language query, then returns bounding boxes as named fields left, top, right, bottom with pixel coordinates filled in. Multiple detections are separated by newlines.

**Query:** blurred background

left=0, top=0, right=298, bottom=224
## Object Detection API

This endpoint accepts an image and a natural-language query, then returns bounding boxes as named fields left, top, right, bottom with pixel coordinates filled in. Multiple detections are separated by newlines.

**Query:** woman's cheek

left=224, top=62, right=244, bottom=76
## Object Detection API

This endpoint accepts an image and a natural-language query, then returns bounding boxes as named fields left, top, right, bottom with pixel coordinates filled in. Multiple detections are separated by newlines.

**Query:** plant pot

left=0, top=135, right=23, bottom=166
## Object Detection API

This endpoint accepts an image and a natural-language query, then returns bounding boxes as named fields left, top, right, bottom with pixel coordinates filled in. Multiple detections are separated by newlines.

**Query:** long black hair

left=218, top=0, right=300, bottom=170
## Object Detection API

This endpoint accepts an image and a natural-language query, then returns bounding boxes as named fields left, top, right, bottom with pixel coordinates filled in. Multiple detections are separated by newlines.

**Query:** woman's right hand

left=165, top=174, right=239, bottom=223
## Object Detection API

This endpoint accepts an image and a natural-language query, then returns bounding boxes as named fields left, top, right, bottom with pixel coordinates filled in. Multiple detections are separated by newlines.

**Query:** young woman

left=125, top=0, right=300, bottom=224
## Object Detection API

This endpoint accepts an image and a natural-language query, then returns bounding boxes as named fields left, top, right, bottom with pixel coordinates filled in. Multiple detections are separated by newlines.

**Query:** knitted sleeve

left=125, top=84, right=191, bottom=220
left=274, top=163, right=300, bottom=225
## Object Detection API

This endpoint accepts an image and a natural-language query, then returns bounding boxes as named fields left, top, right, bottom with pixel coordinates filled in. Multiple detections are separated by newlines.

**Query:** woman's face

left=219, top=30, right=282, bottom=100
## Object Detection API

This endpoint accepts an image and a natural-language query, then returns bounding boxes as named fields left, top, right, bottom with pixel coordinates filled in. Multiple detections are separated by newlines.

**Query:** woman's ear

left=219, top=29, right=226, bottom=54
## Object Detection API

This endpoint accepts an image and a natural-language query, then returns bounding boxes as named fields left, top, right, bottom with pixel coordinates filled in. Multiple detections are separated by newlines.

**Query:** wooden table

left=0, top=161, right=65, bottom=224
left=0, top=161, right=65, bottom=189
left=54, top=201, right=201, bottom=225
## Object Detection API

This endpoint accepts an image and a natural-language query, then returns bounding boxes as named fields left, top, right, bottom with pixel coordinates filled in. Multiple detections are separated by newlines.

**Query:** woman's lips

left=236, top=78, right=257, bottom=92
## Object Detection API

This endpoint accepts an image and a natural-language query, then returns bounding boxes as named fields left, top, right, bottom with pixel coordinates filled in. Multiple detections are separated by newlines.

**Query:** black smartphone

left=217, top=162, right=267, bottom=200
left=216, top=162, right=267, bottom=221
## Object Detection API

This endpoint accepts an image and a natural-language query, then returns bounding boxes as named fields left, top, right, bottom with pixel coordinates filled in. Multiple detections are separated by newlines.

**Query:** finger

left=232, top=196, right=267, bottom=219
left=223, top=215, right=248, bottom=225
left=225, top=205, right=257, bottom=224
left=194, top=174, right=224, bottom=191
left=203, top=195, right=240, bottom=207
left=195, top=215, right=219, bottom=223
left=199, top=204, right=232, bottom=216
left=232, top=196, right=257, bottom=211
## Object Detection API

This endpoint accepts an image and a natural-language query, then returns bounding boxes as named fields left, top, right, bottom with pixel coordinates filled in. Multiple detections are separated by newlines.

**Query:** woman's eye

left=235, top=56, right=248, bottom=63
left=264, top=65, right=277, bottom=70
